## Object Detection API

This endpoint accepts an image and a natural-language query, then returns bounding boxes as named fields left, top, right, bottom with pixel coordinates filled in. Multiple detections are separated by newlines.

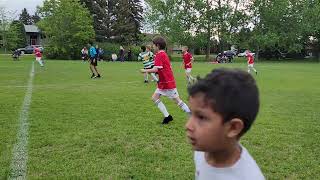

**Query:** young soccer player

left=186, top=68, right=264, bottom=179
left=34, top=47, right=44, bottom=67
left=89, top=43, right=101, bottom=78
left=138, top=45, right=158, bottom=83
left=246, top=50, right=258, bottom=75
left=181, top=46, right=195, bottom=85
left=140, top=36, right=191, bottom=124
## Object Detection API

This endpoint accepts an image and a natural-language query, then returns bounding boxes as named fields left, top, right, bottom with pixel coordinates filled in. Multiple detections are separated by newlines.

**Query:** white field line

left=9, top=62, right=35, bottom=180
left=0, top=81, right=142, bottom=89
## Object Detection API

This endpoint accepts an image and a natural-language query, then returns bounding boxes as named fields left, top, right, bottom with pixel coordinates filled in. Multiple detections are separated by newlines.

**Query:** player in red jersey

left=140, top=36, right=191, bottom=124
left=182, top=46, right=195, bottom=85
left=34, top=47, right=44, bottom=67
left=246, top=50, right=257, bottom=75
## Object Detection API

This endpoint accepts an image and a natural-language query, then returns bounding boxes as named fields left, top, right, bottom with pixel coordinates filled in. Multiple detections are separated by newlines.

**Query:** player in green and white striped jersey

left=138, top=45, right=158, bottom=83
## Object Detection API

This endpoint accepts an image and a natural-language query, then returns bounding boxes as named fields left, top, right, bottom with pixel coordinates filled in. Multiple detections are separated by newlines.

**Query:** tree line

left=2, top=0, right=320, bottom=61
left=1, top=0, right=144, bottom=59
left=145, top=0, right=320, bottom=60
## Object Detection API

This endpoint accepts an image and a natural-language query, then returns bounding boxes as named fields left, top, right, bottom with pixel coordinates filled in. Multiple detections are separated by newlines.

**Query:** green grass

left=1, top=54, right=319, bottom=179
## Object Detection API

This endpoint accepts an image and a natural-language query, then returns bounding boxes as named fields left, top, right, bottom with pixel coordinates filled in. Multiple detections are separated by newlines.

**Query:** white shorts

left=36, top=57, right=41, bottom=61
left=154, top=88, right=179, bottom=99
left=248, top=64, right=254, bottom=67
left=185, top=68, right=192, bottom=73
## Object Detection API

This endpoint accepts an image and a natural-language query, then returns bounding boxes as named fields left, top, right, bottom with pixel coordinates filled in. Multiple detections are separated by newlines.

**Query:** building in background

left=24, top=25, right=43, bottom=45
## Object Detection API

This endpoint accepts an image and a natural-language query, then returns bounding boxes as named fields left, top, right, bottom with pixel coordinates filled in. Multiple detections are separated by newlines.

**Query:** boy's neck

left=205, top=143, right=242, bottom=168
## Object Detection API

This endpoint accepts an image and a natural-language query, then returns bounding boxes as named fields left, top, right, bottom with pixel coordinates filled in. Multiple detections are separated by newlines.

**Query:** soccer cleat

left=90, top=74, right=95, bottom=78
left=255, top=71, right=258, bottom=75
left=144, top=80, right=148, bottom=83
left=162, top=115, right=173, bottom=124
left=97, top=74, right=101, bottom=78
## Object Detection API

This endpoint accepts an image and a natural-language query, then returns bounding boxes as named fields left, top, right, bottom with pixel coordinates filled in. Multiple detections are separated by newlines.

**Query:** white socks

left=154, top=99, right=191, bottom=117
left=248, top=67, right=257, bottom=73
left=178, top=100, right=191, bottom=114
left=155, top=99, right=169, bottom=117
left=38, top=60, right=44, bottom=67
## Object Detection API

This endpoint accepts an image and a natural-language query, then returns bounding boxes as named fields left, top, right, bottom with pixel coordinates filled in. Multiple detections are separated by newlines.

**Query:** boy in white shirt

left=186, top=68, right=264, bottom=180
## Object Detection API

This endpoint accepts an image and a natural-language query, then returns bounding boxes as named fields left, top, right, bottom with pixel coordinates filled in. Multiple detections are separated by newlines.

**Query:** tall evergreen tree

left=80, top=0, right=143, bottom=43
left=113, top=0, right=143, bottom=44
left=80, top=0, right=116, bottom=42
left=32, top=12, right=41, bottom=24
left=19, top=8, right=33, bottom=25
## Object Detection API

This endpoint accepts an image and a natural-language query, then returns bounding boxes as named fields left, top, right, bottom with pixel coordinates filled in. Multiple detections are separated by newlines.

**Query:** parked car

left=17, top=45, right=44, bottom=54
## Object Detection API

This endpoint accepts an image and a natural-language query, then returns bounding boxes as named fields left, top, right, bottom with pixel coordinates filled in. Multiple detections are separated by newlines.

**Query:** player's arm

left=142, top=54, right=162, bottom=73
left=140, top=67, right=158, bottom=73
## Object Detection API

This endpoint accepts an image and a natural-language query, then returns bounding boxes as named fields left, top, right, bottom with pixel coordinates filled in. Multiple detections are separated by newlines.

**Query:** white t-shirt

left=194, top=146, right=265, bottom=180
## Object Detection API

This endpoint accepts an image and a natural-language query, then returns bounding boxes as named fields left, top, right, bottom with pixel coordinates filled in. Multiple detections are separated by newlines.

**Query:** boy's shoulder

left=194, top=147, right=264, bottom=180
left=155, top=51, right=169, bottom=59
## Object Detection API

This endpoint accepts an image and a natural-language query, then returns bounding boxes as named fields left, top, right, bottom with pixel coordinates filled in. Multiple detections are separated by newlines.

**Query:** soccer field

left=1, top=55, right=319, bottom=179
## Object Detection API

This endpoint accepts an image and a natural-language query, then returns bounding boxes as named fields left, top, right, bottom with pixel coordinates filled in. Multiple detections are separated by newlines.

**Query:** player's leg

left=36, top=57, right=44, bottom=67
left=150, top=73, right=158, bottom=82
left=251, top=64, right=257, bottom=74
left=185, top=69, right=194, bottom=85
left=152, top=90, right=172, bottom=124
left=90, top=64, right=98, bottom=78
left=93, top=65, right=101, bottom=78
left=144, top=72, right=148, bottom=83
left=247, top=64, right=251, bottom=73
left=172, top=95, right=191, bottom=115
left=89, top=64, right=95, bottom=78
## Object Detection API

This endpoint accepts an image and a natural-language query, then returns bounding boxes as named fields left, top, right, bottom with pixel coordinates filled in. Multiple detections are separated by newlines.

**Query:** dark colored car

left=17, top=45, right=44, bottom=54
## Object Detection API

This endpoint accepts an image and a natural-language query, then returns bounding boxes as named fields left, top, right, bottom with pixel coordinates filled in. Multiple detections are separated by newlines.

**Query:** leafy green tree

left=145, top=0, right=249, bottom=60
left=302, top=0, right=320, bottom=60
left=0, top=7, right=20, bottom=52
left=38, top=0, right=95, bottom=59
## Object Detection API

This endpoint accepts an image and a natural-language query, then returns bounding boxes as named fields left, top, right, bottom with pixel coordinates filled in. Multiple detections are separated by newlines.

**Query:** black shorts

left=90, top=57, right=97, bottom=66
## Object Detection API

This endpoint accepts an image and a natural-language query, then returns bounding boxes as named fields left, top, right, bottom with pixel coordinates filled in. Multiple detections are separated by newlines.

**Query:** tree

left=243, top=0, right=307, bottom=60
left=80, top=0, right=116, bottom=42
left=32, top=12, right=41, bottom=24
left=0, top=7, right=19, bottom=52
left=38, top=0, right=95, bottom=59
left=302, top=0, right=320, bottom=60
left=81, top=0, right=143, bottom=44
left=112, top=0, right=144, bottom=44
left=10, top=20, right=27, bottom=48
left=19, top=8, right=33, bottom=25
left=145, top=0, right=250, bottom=60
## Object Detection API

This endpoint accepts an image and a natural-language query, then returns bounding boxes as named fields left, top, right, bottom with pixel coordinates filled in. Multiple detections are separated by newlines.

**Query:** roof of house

left=24, top=25, right=40, bottom=33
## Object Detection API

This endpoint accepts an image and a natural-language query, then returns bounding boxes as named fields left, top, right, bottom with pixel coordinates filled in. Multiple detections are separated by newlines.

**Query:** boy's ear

left=226, top=118, right=244, bottom=138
